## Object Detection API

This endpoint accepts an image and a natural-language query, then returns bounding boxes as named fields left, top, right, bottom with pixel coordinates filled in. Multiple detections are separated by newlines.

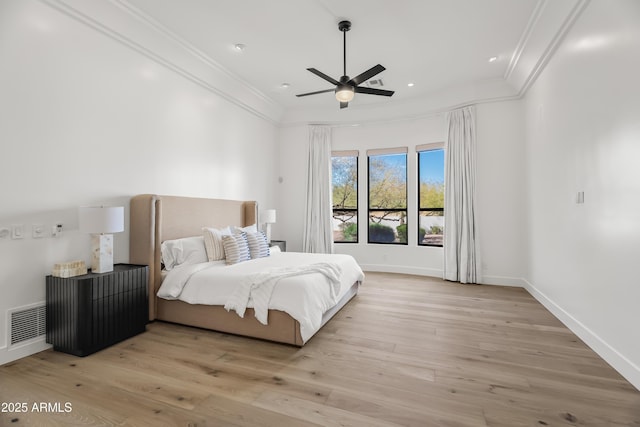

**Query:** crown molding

left=110, top=0, right=281, bottom=112
left=40, top=0, right=589, bottom=127
left=505, top=0, right=591, bottom=96
left=279, top=78, right=520, bottom=128
left=280, top=0, right=590, bottom=128
left=40, top=0, right=284, bottom=124
left=504, top=0, right=547, bottom=82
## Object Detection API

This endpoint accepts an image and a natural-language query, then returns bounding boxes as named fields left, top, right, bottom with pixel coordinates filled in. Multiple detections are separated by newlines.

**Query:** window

left=368, top=148, right=408, bottom=244
left=332, top=151, right=358, bottom=243
left=417, top=143, right=445, bottom=246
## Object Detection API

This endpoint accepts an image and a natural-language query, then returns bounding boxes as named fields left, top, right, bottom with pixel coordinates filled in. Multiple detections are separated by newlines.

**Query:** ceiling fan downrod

left=339, top=20, right=351, bottom=78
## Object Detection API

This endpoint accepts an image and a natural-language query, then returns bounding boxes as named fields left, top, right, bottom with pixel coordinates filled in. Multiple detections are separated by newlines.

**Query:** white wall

left=522, top=0, right=640, bottom=388
left=0, top=0, right=279, bottom=364
left=274, top=125, right=308, bottom=250
left=476, top=101, right=527, bottom=285
left=277, top=103, right=526, bottom=285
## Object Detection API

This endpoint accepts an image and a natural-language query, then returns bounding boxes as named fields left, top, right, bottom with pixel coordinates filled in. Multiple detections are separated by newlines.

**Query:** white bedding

left=157, top=252, right=364, bottom=342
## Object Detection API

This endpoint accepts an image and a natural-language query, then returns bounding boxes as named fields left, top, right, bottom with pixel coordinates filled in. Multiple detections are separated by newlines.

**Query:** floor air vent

left=8, top=303, right=46, bottom=347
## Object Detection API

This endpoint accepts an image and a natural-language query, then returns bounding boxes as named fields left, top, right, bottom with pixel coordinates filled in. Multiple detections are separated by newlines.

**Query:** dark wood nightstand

left=269, top=240, right=286, bottom=252
left=46, top=264, right=148, bottom=356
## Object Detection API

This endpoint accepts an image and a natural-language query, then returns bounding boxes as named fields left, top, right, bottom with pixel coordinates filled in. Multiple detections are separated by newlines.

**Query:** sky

left=372, top=150, right=444, bottom=184
left=419, top=149, right=444, bottom=184
left=333, top=150, right=444, bottom=184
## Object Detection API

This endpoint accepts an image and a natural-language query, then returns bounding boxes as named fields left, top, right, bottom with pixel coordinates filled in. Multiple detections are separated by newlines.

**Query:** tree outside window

left=332, top=153, right=358, bottom=243
left=368, top=150, right=407, bottom=244
left=418, top=146, right=444, bottom=246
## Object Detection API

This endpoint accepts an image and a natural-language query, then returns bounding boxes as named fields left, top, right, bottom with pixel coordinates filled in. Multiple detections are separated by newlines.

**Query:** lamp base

left=264, top=223, right=272, bottom=242
left=90, top=233, right=114, bottom=273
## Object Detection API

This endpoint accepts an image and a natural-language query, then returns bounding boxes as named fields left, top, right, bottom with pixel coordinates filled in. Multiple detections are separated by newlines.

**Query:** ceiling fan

left=296, top=20, right=394, bottom=109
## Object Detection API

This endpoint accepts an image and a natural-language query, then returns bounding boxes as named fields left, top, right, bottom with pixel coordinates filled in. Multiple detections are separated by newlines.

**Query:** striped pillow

left=221, top=233, right=250, bottom=265
left=245, top=231, right=270, bottom=259
left=203, top=226, right=232, bottom=261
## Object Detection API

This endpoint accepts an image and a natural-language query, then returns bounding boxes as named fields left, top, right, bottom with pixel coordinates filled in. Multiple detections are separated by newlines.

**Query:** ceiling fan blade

left=296, top=89, right=335, bottom=97
left=348, top=64, right=386, bottom=86
left=307, top=68, right=340, bottom=85
left=354, top=86, right=395, bottom=97
left=340, top=102, right=349, bottom=109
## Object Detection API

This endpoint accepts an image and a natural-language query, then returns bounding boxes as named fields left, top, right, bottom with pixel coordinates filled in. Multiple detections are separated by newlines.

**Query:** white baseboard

left=360, top=264, right=443, bottom=278
left=359, top=267, right=639, bottom=390
left=0, top=340, right=51, bottom=366
left=361, top=265, right=525, bottom=288
left=523, top=279, right=640, bottom=391
left=481, top=275, right=527, bottom=287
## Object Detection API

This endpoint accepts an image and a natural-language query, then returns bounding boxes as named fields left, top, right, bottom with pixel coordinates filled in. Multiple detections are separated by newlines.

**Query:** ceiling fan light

left=335, top=86, right=355, bottom=102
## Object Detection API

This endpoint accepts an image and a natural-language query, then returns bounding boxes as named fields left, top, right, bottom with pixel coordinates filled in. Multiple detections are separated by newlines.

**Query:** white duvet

left=157, top=252, right=364, bottom=342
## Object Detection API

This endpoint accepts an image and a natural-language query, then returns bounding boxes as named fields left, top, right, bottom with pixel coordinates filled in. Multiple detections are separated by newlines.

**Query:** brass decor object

left=52, top=260, right=87, bottom=278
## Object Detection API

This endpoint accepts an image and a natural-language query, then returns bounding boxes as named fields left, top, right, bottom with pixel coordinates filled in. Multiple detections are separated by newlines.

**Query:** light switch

left=0, top=227, right=9, bottom=239
left=33, top=224, right=45, bottom=238
left=11, top=225, right=24, bottom=239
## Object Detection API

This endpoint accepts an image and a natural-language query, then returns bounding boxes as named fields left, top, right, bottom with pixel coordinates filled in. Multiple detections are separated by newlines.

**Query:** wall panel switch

left=11, top=225, right=24, bottom=239
left=33, top=223, right=46, bottom=238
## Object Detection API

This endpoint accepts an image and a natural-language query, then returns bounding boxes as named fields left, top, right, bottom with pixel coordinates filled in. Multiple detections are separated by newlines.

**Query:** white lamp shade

left=79, top=206, right=124, bottom=234
left=260, top=209, right=277, bottom=224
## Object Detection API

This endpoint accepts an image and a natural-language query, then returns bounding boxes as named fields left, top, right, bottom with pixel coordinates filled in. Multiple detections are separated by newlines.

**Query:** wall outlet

left=32, top=224, right=46, bottom=238
left=11, top=225, right=25, bottom=239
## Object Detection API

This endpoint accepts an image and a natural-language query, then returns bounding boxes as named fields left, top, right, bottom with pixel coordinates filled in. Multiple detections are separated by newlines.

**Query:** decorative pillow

left=245, top=231, right=270, bottom=259
left=161, top=236, right=208, bottom=271
left=221, top=233, right=251, bottom=265
left=203, top=226, right=232, bottom=261
left=268, top=245, right=281, bottom=254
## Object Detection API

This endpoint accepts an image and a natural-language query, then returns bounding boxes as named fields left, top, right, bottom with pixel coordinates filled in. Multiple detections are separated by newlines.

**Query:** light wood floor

left=1, top=272, right=639, bottom=426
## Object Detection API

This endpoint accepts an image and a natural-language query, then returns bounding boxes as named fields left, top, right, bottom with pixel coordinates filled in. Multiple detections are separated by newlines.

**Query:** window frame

left=417, top=142, right=445, bottom=247
left=331, top=150, right=359, bottom=244
left=367, top=147, right=408, bottom=245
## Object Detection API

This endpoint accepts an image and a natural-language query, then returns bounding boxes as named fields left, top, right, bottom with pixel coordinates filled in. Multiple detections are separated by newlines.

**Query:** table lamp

left=260, top=209, right=276, bottom=242
left=79, top=206, right=124, bottom=273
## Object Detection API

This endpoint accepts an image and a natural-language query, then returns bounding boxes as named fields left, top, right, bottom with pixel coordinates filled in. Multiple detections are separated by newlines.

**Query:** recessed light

left=407, top=82, right=415, bottom=87
left=280, top=83, right=290, bottom=88
left=488, top=56, right=498, bottom=63
left=234, top=43, right=246, bottom=52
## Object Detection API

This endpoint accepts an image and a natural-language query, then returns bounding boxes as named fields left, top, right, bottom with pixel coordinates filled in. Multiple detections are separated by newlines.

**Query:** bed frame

left=129, top=194, right=359, bottom=346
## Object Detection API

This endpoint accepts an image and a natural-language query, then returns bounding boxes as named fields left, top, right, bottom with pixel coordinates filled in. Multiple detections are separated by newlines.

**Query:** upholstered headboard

left=129, top=194, right=258, bottom=320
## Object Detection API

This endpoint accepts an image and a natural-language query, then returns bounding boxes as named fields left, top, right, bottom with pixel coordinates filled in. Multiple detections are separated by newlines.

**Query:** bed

left=129, top=194, right=363, bottom=346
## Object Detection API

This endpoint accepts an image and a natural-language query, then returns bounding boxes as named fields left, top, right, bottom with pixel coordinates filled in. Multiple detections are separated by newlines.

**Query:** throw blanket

left=225, top=262, right=342, bottom=324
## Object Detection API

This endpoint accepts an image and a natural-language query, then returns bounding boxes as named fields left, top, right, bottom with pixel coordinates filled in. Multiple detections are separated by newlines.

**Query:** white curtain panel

left=444, top=106, right=481, bottom=284
left=303, top=126, right=334, bottom=254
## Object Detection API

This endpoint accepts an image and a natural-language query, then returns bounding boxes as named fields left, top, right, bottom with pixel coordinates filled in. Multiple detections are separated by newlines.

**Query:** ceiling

left=123, top=0, right=543, bottom=112
left=49, top=0, right=583, bottom=122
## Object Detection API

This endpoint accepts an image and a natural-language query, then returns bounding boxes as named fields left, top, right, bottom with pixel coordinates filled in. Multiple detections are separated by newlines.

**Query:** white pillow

left=268, top=245, right=281, bottom=255
left=221, top=233, right=250, bottom=265
left=203, top=226, right=232, bottom=261
left=161, top=236, right=208, bottom=270
left=231, top=224, right=258, bottom=234
left=245, top=231, right=269, bottom=259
